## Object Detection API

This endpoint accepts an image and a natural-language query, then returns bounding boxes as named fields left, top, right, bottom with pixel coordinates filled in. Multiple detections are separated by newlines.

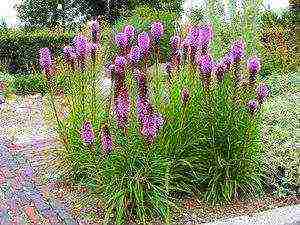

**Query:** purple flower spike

left=247, top=100, right=258, bottom=114
left=137, top=96, right=164, bottom=143
left=181, top=88, right=190, bottom=105
left=140, top=113, right=164, bottom=143
left=138, top=32, right=151, bottom=54
left=170, top=35, right=181, bottom=50
left=63, top=46, right=76, bottom=62
left=221, top=53, right=233, bottom=71
left=196, top=53, right=214, bottom=75
left=74, top=35, right=89, bottom=60
left=115, top=87, right=131, bottom=128
left=151, top=21, right=164, bottom=40
left=198, top=24, right=213, bottom=50
left=128, top=46, right=141, bottom=65
left=115, top=32, right=128, bottom=49
left=247, top=56, right=261, bottom=75
left=39, top=48, right=52, bottom=71
left=256, top=83, right=269, bottom=103
left=230, top=39, right=246, bottom=63
left=101, top=124, right=113, bottom=155
left=91, top=19, right=100, bottom=43
left=123, top=25, right=135, bottom=38
left=81, top=121, right=95, bottom=144
left=115, top=56, right=127, bottom=68
left=187, top=26, right=200, bottom=48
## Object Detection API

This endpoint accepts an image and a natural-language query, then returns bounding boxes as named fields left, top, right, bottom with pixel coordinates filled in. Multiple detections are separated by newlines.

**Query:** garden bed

left=0, top=88, right=298, bottom=224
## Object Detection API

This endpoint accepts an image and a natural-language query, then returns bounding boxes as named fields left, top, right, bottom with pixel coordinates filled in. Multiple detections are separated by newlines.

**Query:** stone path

left=202, top=204, right=300, bottom=225
left=0, top=94, right=102, bottom=225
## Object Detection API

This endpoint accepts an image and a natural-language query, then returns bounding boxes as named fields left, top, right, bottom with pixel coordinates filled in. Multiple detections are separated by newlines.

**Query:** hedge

left=0, top=28, right=74, bottom=73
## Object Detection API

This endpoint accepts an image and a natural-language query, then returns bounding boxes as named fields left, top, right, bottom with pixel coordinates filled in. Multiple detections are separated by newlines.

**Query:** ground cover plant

left=40, top=17, right=272, bottom=225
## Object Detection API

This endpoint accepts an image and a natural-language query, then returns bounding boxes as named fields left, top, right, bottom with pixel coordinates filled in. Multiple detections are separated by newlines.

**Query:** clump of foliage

left=12, top=73, right=47, bottom=96
left=43, top=17, right=269, bottom=225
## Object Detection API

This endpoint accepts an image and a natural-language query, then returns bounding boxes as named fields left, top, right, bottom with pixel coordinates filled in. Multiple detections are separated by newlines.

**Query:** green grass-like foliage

left=46, top=20, right=266, bottom=225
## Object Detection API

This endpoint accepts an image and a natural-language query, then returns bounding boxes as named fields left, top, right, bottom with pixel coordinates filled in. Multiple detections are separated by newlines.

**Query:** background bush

left=0, top=28, right=74, bottom=73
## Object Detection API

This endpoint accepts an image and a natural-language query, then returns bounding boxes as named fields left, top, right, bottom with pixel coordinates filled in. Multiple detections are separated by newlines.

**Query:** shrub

left=0, top=28, right=74, bottom=73
left=44, top=18, right=269, bottom=224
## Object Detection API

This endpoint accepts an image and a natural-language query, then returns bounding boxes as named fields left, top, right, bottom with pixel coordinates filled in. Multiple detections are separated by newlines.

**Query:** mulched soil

left=174, top=194, right=300, bottom=224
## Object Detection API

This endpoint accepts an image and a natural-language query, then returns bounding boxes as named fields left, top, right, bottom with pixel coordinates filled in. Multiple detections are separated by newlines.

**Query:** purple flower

left=123, top=25, right=135, bottom=38
left=247, top=100, right=258, bottom=114
left=181, top=88, right=190, bottom=105
left=137, top=96, right=164, bottom=143
left=186, top=26, right=200, bottom=48
left=140, top=113, right=164, bottom=143
left=101, top=124, right=113, bottom=155
left=151, top=21, right=164, bottom=40
left=221, top=53, right=233, bottom=71
left=115, top=56, right=127, bottom=67
left=256, top=83, right=269, bottom=103
left=91, top=19, right=100, bottom=43
left=63, top=46, right=76, bottom=62
left=115, top=32, right=128, bottom=49
left=74, top=35, right=89, bottom=60
left=230, top=39, right=246, bottom=63
left=196, top=53, right=214, bottom=75
left=80, top=121, right=95, bottom=144
left=128, top=46, right=141, bottom=65
left=115, top=87, right=131, bottom=128
left=170, top=35, right=181, bottom=51
left=39, top=48, right=52, bottom=71
left=247, top=56, right=261, bottom=75
left=198, top=24, right=213, bottom=50
left=138, top=32, right=151, bottom=54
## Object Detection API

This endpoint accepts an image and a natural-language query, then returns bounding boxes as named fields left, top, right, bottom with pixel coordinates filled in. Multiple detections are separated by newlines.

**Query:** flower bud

left=256, top=83, right=269, bottom=103
left=230, top=39, right=246, bottom=63
left=138, top=32, right=150, bottom=54
left=123, top=25, right=135, bottom=39
left=247, top=100, right=258, bottom=114
left=151, top=21, right=164, bottom=40
left=181, top=88, right=190, bottom=105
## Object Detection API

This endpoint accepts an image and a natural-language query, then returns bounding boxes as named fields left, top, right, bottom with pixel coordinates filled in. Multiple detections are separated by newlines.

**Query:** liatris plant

left=44, top=19, right=271, bottom=225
